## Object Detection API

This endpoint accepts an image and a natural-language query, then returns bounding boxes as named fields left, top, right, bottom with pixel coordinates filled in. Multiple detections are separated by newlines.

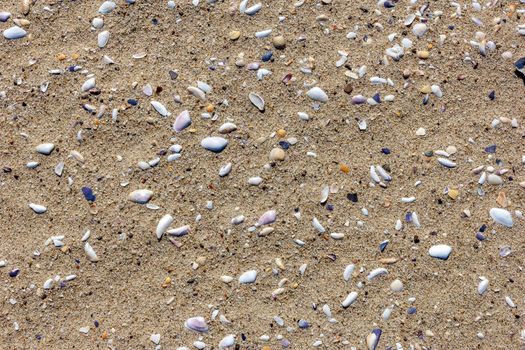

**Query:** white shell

left=376, top=165, right=392, bottom=181
left=196, top=81, right=212, bottom=93
left=437, top=158, right=456, bottom=168
left=320, top=185, right=329, bottom=204
left=143, top=84, right=153, bottom=96
left=81, top=78, right=96, bottom=92
left=187, top=86, right=206, bottom=101
left=36, top=143, right=55, bottom=155
left=478, top=277, right=489, bottom=295
left=487, top=174, right=503, bottom=185
left=239, top=270, right=257, bottom=284
left=84, top=242, right=99, bottom=262
left=220, top=275, right=234, bottom=283
left=239, top=0, right=248, bottom=12
left=29, top=203, right=47, bottom=214
left=412, top=23, right=428, bottom=37
left=128, top=189, right=153, bottom=204
left=3, top=26, right=27, bottom=40
left=219, top=334, right=236, bottom=349
left=97, top=31, right=110, bottom=48
left=312, top=217, right=325, bottom=233
left=43, top=278, right=53, bottom=289
left=219, top=163, right=232, bottom=177
left=428, top=244, right=452, bottom=260
left=249, top=92, right=265, bottom=111
left=390, top=279, right=404, bottom=292
left=489, top=208, right=513, bottom=227
left=343, top=264, right=355, bottom=281
left=245, top=3, right=262, bottom=15
left=156, top=214, right=173, bottom=239
left=306, top=87, right=328, bottom=102
left=150, top=334, right=161, bottom=345
left=98, top=1, right=116, bottom=14
left=173, top=110, right=191, bottom=132
left=341, top=291, right=358, bottom=308
left=151, top=101, right=171, bottom=117
left=166, top=225, right=190, bottom=237
left=248, top=176, right=263, bottom=185
left=201, top=137, right=228, bottom=153
left=219, top=122, right=237, bottom=133
left=367, top=268, right=388, bottom=281
left=92, top=17, right=104, bottom=29
left=370, top=165, right=380, bottom=183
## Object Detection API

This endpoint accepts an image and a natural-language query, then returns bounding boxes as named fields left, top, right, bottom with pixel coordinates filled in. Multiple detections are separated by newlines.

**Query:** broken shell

left=306, top=86, right=328, bottom=102
left=167, top=225, right=190, bottom=237
left=36, top=143, right=55, bottom=155
left=156, top=214, right=173, bottom=240
left=151, top=101, right=171, bottom=117
left=128, top=189, right=154, bottom=204
left=428, top=244, right=452, bottom=260
left=84, top=242, right=99, bottom=262
left=185, top=317, right=209, bottom=333
left=173, top=110, right=192, bottom=132
left=201, top=137, right=228, bottom=153
left=97, top=31, right=110, bottom=48
left=249, top=92, right=265, bottom=111
left=239, top=270, right=257, bottom=284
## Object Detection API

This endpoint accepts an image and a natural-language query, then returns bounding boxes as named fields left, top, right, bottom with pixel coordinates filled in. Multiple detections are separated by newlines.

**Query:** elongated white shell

left=167, top=225, right=190, bottom=237
left=128, top=189, right=153, bottom=204
left=29, top=203, right=47, bottom=214
left=478, top=277, right=489, bottom=295
left=258, top=210, right=276, bottom=225
left=151, top=101, right=171, bottom=117
left=437, top=157, right=456, bottom=168
left=249, top=92, right=265, bottom=111
left=239, top=270, right=257, bottom=284
left=84, top=242, right=99, bottom=262
left=248, top=176, right=263, bottom=185
left=370, top=165, right=380, bottom=183
left=98, top=31, right=110, bottom=48
left=218, top=122, right=237, bottom=134
left=156, top=214, right=173, bottom=239
left=312, top=217, right=325, bottom=233
left=367, top=268, right=388, bottom=281
left=81, top=78, right=96, bottom=92
left=201, top=137, right=228, bottom=153
left=188, top=86, right=206, bottom=101
left=219, top=163, right=232, bottom=177
left=245, top=3, right=262, bottom=15
left=342, top=291, right=358, bottom=308
left=306, top=87, right=328, bottom=102
left=343, top=264, right=355, bottom=281
left=428, top=244, right=452, bottom=260
left=98, top=1, right=116, bottom=14
left=489, top=208, right=513, bottom=227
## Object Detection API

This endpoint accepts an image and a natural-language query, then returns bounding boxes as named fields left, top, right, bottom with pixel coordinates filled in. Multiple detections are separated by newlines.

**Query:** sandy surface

left=1, top=0, right=525, bottom=349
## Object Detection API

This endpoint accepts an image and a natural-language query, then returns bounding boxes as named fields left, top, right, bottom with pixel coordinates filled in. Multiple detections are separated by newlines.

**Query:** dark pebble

left=278, top=141, right=290, bottom=150
left=298, top=319, right=310, bottom=329
left=347, top=193, right=358, bottom=202
left=262, top=51, right=273, bottom=62
left=9, top=268, right=20, bottom=277
left=488, top=90, right=495, bottom=100
left=127, top=99, right=138, bottom=106
left=381, top=148, right=391, bottom=155
left=484, top=144, right=496, bottom=153
left=407, top=306, right=417, bottom=314
left=82, top=187, right=96, bottom=202
left=344, top=83, right=353, bottom=94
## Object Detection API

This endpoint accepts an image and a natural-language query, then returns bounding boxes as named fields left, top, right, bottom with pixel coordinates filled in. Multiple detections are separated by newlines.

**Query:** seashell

left=54, top=162, right=64, bottom=176
left=428, top=244, right=452, bottom=260
left=255, top=29, right=272, bottom=38
left=404, top=14, right=416, bottom=26
left=35, top=143, right=55, bottom=155
left=249, top=92, right=265, bottom=111
left=221, top=275, right=234, bottom=283
left=487, top=174, right=503, bottom=185
left=150, top=334, right=160, bottom=345
left=401, top=197, right=416, bottom=203
left=431, top=85, right=443, bottom=98
left=320, top=185, right=329, bottom=204
left=245, top=3, right=262, bottom=15
left=256, top=68, right=271, bottom=80
left=3, top=26, right=27, bottom=40
left=81, top=78, right=96, bottom=92
left=382, top=306, right=393, bottom=321
left=0, top=12, right=11, bottom=22
left=298, top=112, right=309, bottom=121
left=201, top=136, right=228, bottom=153
left=366, top=329, right=382, bottom=350
left=219, top=122, right=237, bottom=133
left=239, top=270, right=257, bottom=284
left=351, top=95, right=366, bottom=104
left=376, top=165, right=392, bottom=181
left=219, top=163, right=232, bottom=177
left=489, top=208, right=513, bottom=227
left=219, top=334, right=236, bottom=349
left=99, top=1, right=116, bottom=14
left=92, top=17, right=104, bottom=29
left=343, top=264, right=355, bottom=281
left=128, top=189, right=153, bottom=204
left=367, top=268, right=388, bottom=280
left=102, top=55, right=114, bottom=64
left=478, top=277, right=489, bottom=295
left=81, top=229, right=90, bottom=242
left=506, top=296, right=516, bottom=308
left=156, top=214, right=173, bottom=240
left=312, top=217, right=325, bottom=233
left=84, top=242, right=99, bottom=262
left=27, top=161, right=39, bottom=169
left=306, top=87, right=328, bottom=102
left=187, top=86, right=206, bottom=100
left=342, top=291, right=358, bottom=308
left=322, top=304, right=331, bottom=318
left=248, top=176, right=263, bottom=185
left=173, top=110, right=191, bottom=132
left=196, top=81, right=212, bottom=93
left=330, top=232, right=344, bottom=240
left=258, top=210, right=276, bottom=225
left=138, top=161, right=150, bottom=170
left=167, top=225, right=190, bottom=237
left=231, top=215, right=245, bottom=225
left=43, top=278, right=53, bottom=289
left=185, top=316, right=208, bottom=333
left=390, top=279, right=404, bottom=292
left=412, top=211, right=421, bottom=228
left=395, top=219, right=402, bottom=231
left=29, top=203, right=47, bottom=214
left=142, top=84, right=153, bottom=96
left=151, top=101, right=171, bottom=117
left=370, top=165, right=380, bottom=183
left=70, top=150, right=85, bottom=163
left=97, top=31, right=110, bottom=48
left=239, top=0, right=248, bottom=12
left=40, top=81, right=49, bottom=93
left=437, top=158, right=456, bottom=168
left=412, top=23, right=428, bottom=37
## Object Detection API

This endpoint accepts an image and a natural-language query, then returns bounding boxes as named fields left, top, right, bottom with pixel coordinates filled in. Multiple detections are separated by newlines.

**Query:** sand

left=1, top=0, right=525, bottom=349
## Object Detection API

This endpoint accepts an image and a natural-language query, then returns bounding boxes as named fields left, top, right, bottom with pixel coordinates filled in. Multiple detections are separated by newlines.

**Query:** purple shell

left=173, top=110, right=191, bottom=132
left=184, top=316, right=208, bottom=333
left=258, top=210, right=276, bottom=225
left=351, top=95, right=366, bottom=105
left=366, top=328, right=382, bottom=350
